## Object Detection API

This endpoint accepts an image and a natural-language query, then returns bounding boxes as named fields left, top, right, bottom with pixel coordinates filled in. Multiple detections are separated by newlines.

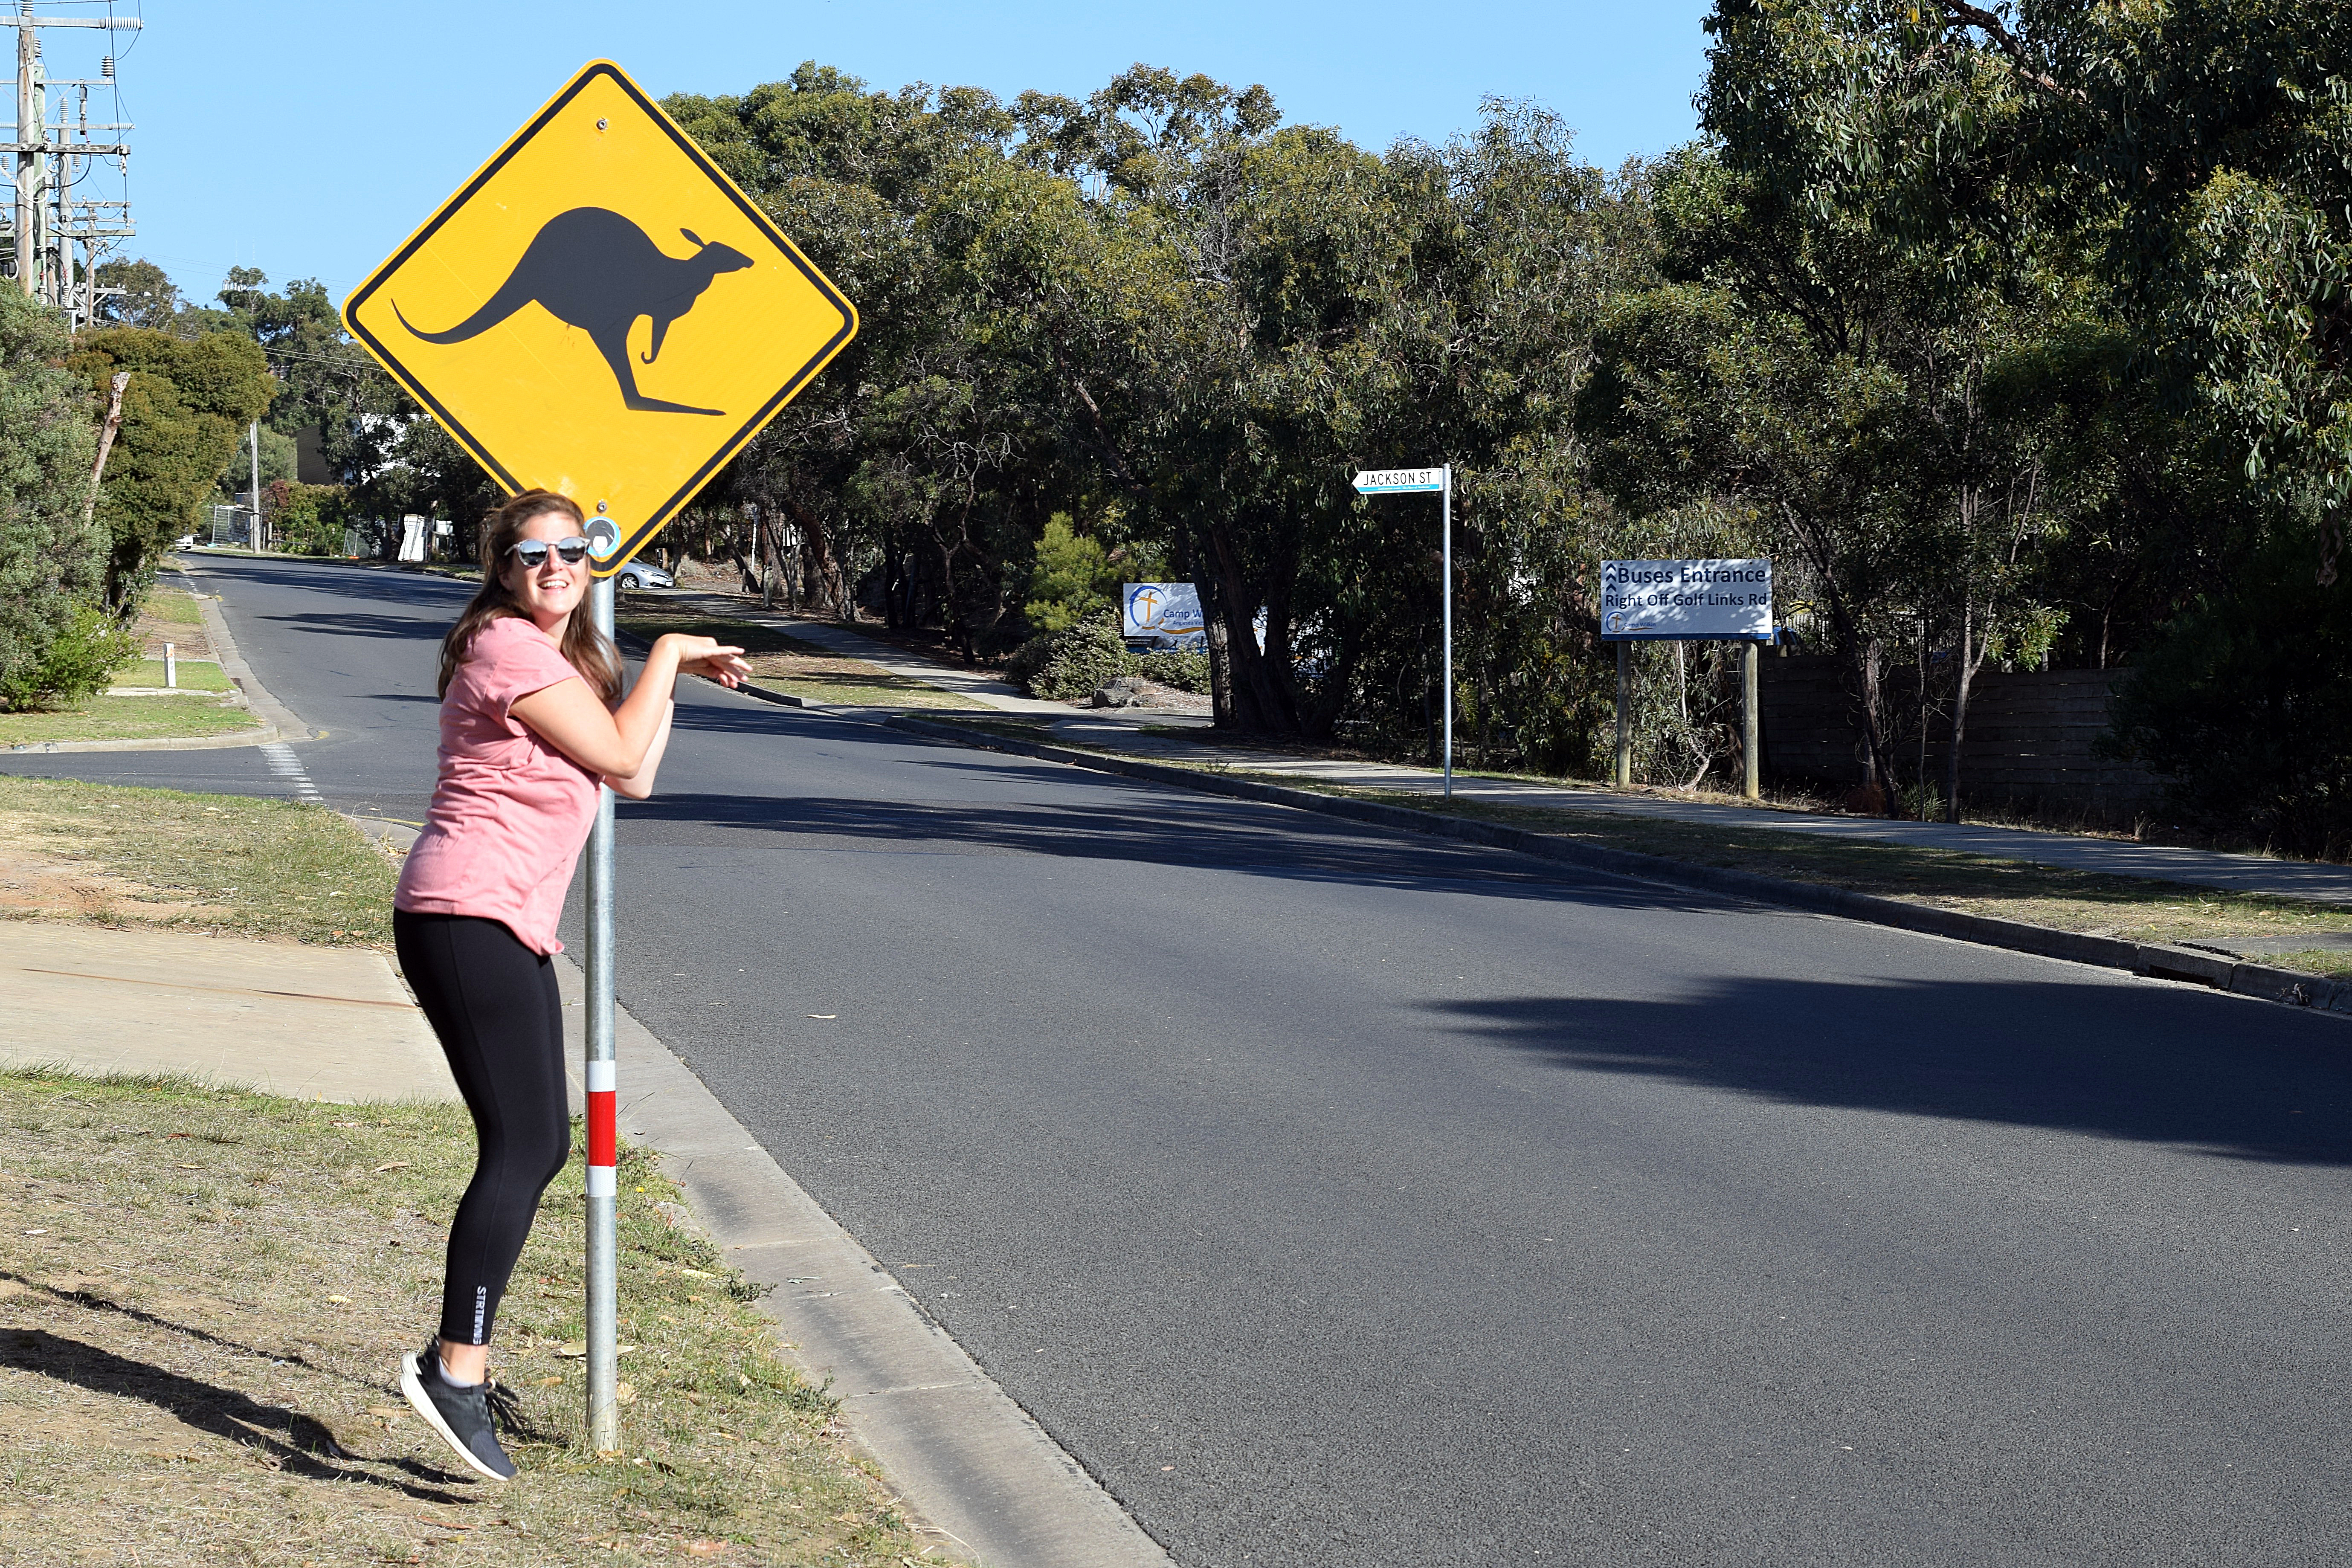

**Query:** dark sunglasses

left=509, top=536, right=592, bottom=568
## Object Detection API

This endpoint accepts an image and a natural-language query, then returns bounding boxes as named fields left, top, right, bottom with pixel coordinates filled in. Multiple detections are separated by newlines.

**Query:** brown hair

left=435, top=490, right=623, bottom=701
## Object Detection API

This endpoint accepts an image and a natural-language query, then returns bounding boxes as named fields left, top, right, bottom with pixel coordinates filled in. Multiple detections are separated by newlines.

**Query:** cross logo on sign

left=342, top=61, right=858, bottom=576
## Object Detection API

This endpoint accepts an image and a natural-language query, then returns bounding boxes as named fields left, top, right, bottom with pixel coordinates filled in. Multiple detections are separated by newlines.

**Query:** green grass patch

left=0, top=775, right=397, bottom=948
left=140, top=584, right=206, bottom=626
left=115, top=658, right=231, bottom=692
left=0, top=693, right=261, bottom=746
left=0, top=1068, right=948, bottom=1565
left=618, top=611, right=986, bottom=710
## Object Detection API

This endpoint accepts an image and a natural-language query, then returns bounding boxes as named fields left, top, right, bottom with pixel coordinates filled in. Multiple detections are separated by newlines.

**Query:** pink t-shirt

left=395, top=615, right=601, bottom=954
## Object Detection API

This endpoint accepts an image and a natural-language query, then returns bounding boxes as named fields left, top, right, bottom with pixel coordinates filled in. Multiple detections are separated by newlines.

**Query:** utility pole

left=12, top=14, right=32, bottom=297
left=249, top=421, right=264, bottom=551
left=6, top=6, right=140, bottom=312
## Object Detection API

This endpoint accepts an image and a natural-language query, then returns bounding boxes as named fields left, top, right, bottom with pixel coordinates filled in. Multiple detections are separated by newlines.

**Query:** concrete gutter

left=355, top=814, right=1168, bottom=1568
left=887, top=714, right=2352, bottom=1023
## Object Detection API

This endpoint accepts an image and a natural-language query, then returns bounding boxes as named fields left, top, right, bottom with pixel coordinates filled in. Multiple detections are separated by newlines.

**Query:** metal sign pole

left=1441, top=464, right=1453, bottom=798
left=583, top=573, right=620, bottom=1453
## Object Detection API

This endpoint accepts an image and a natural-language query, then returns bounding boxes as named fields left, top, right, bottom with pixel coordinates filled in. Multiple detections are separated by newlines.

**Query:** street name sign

left=342, top=60, right=857, bottom=575
left=1600, top=559, right=1773, bottom=640
left=1352, top=467, right=1447, bottom=494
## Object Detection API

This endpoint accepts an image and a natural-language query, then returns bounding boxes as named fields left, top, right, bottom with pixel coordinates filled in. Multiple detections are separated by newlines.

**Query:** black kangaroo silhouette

left=393, top=207, right=754, bottom=415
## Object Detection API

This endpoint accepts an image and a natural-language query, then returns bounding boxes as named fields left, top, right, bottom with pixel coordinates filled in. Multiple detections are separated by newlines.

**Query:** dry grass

left=0, top=1069, right=952, bottom=1566
left=616, top=613, right=983, bottom=710
left=0, top=776, right=397, bottom=950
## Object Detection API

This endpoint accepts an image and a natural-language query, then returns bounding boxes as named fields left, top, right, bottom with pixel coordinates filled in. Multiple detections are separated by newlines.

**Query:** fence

left=1755, top=655, right=2161, bottom=815
left=207, top=505, right=255, bottom=548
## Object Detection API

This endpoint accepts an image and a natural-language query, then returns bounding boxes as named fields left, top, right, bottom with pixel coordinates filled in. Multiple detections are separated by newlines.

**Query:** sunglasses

left=509, top=536, right=592, bottom=568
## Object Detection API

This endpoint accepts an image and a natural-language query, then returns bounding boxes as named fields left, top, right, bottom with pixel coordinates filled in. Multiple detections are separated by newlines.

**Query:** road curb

left=5, top=722, right=282, bottom=754
left=888, top=714, right=2352, bottom=1023
left=351, top=812, right=1169, bottom=1567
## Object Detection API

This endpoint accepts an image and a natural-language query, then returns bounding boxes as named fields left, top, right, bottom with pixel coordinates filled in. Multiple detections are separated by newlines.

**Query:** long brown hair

left=436, top=490, right=623, bottom=700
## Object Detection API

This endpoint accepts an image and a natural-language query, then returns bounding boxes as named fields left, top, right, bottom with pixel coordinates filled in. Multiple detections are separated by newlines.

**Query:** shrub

left=0, top=289, right=106, bottom=706
left=0, top=600, right=137, bottom=711
left=1005, top=615, right=1212, bottom=700
left=1026, top=614, right=1130, bottom=700
left=1129, top=649, right=1208, bottom=693
left=264, top=479, right=351, bottom=556
left=1024, top=514, right=1119, bottom=634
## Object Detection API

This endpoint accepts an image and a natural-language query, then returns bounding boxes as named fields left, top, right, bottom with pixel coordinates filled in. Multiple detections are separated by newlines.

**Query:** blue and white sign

left=1600, top=559, right=1772, bottom=640
left=1352, top=467, right=1447, bottom=494
left=1124, top=582, right=1206, bottom=646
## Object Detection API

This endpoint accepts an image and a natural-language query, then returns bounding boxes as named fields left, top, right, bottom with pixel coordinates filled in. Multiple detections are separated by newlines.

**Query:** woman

left=392, top=488, right=747, bottom=1480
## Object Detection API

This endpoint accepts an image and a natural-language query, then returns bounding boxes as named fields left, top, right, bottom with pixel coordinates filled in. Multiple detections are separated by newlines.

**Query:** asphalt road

left=17, top=554, right=2352, bottom=1566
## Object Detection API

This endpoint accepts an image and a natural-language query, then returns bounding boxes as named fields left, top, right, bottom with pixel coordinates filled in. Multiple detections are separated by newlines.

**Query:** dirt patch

left=0, top=777, right=397, bottom=950
left=133, top=585, right=215, bottom=661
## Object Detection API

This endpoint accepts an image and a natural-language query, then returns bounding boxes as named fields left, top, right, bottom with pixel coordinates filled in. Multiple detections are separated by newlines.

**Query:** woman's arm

left=603, top=700, right=674, bottom=800
left=510, top=633, right=746, bottom=780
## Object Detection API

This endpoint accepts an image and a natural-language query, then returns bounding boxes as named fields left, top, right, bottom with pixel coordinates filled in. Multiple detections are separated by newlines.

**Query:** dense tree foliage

left=73, top=16, right=2352, bottom=843
left=70, top=327, right=275, bottom=604
left=0, top=290, right=110, bottom=710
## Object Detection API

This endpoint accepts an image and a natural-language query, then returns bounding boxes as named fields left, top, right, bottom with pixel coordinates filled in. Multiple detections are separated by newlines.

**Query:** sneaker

left=399, top=1340, right=516, bottom=1481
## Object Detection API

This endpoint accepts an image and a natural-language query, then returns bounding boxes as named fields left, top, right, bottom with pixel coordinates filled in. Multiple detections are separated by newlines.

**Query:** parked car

left=615, top=561, right=674, bottom=591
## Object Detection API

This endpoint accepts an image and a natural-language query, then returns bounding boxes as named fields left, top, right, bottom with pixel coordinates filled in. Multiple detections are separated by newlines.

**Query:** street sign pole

left=1441, top=465, right=1453, bottom=798
left=1350, top=465, right=1453, bottom=794
left=342, top=60, right=859, bottom=1458
left=583, top=578, right=620, bottom=1451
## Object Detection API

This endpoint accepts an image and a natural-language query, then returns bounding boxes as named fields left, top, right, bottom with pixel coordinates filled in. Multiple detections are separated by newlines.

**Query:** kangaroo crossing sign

left=342, top=61, right=857, bottom=575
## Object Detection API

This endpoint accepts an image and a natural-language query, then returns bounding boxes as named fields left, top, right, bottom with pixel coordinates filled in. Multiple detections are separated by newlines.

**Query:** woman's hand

left=655, top=634, right=751, bottom=690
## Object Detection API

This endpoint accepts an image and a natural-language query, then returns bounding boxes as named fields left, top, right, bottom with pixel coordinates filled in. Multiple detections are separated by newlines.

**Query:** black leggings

left=394, top=910, right=571, bottom=1347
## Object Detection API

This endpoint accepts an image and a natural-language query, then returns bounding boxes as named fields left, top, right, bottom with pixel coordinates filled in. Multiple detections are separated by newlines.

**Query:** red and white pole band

left=586, top=1058, right=617, bottom=1198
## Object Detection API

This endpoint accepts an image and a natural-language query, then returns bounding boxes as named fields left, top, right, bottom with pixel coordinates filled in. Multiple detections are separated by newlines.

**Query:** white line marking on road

left=259, top=742, right=324, bottom=804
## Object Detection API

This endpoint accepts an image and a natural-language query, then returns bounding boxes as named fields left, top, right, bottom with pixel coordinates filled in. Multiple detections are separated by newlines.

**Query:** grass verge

left=115, top=658, right=231, bottom=693
left=0, top=1069, right=950, bottom=1566
left=0, top=693, right=263, bottom=747
left=0, top=776, right=397, bottom=948
left=616, top=612, right=985, bottom=710
left=1213, top=773, right=2352, bottom=976
left=140, top=585, right=207, bottom=628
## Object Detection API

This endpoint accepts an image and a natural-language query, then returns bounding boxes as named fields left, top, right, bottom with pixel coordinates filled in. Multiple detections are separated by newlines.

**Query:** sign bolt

left=596, top=118, right=609, bottom=131
left=595, top=500, right=608, bottom=513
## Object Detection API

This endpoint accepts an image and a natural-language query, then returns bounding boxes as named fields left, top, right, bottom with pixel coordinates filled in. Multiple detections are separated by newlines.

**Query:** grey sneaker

left=399, top=1341, right=516, bottom=1481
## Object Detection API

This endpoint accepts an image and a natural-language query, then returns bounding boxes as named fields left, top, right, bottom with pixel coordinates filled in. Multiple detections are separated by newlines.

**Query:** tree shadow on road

left=1429, top=977, right=2352, bottom=1165
left=611, top=777, right=1747, bottom=913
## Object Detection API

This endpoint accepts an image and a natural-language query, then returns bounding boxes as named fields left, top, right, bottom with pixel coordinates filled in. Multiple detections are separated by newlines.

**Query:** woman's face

left=498, top=509, right=588, bottom=626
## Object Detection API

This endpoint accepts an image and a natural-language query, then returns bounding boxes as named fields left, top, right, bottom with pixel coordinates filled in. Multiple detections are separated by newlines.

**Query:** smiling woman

left=384, top=486, right=749, bottom=1479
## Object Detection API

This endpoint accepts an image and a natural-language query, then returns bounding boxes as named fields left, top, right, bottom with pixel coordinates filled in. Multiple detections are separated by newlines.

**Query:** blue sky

left=64, top=0, right=1713, bottom=307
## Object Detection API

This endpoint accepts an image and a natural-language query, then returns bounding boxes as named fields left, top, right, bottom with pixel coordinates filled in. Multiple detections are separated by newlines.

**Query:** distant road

left=15, top=554, right=2352, bottom=1567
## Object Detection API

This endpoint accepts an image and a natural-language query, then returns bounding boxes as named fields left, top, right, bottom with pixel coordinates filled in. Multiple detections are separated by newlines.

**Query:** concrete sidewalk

left=649, top=590, right=2352, bottom=908
left=1, top=921, right=456, bottom=1101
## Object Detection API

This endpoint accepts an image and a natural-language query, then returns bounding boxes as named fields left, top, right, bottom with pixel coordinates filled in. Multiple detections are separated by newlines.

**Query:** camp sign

left=343, top=60, right=857, bottom=576
left=1599, top=559, right=1773, bottom=641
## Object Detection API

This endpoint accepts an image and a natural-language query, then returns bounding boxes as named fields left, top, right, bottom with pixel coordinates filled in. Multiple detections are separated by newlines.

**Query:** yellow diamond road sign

left=342, top=60, right=856, bottom=576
